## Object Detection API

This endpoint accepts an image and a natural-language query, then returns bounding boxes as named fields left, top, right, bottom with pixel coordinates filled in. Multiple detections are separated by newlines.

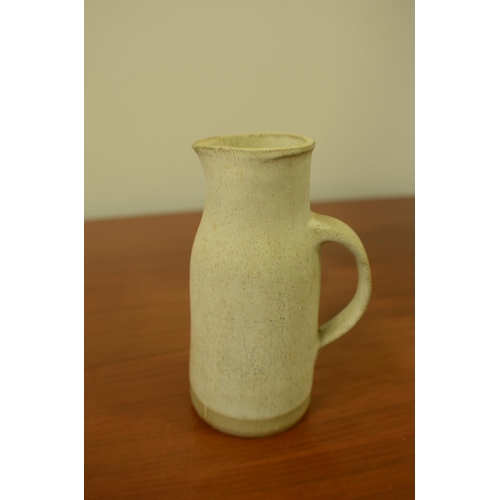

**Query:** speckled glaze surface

left=190, top=133, right=371, bottom=437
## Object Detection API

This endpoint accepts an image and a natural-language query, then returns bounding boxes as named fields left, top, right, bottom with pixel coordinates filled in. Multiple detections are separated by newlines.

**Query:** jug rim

left=192, top=132, right=315, bottom=158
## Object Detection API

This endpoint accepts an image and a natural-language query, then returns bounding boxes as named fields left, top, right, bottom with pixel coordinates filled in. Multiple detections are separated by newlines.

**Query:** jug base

left=190, top=387, right=311, bottom=438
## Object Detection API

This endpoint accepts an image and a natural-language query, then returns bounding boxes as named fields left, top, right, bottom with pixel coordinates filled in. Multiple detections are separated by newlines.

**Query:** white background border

left=416, top=0, right=499, bottom=498
left=0, top=1, right=83, bottom=498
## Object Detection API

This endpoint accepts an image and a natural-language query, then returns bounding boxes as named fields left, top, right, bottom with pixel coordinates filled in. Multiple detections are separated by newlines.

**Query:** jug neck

left=200, top=152, right=313, bottom=227
left=193, top=133, right=316, bottom=228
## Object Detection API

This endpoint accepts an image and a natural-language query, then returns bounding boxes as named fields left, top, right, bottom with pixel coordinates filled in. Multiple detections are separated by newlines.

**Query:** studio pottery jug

left=189, top=132, right=371, bottom=437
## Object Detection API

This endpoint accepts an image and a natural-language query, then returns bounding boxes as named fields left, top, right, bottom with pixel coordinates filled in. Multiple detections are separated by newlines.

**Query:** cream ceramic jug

left=190, top=132, right=371, bottom=437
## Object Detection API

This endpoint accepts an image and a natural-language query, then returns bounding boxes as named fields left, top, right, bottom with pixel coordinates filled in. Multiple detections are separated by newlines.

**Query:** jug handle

left=308, top=212, right=372, bottom=349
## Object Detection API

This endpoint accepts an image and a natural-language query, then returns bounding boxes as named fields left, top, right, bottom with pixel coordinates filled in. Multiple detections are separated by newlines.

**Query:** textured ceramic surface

left=190, top=133, right=372, bottom=437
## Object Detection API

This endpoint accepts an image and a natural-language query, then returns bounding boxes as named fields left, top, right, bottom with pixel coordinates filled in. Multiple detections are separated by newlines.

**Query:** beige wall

left=85, top=0, right=414, bottom=220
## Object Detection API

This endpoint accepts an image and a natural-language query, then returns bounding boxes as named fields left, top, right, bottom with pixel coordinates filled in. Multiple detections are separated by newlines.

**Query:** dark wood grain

left=85, top=197, right=415, bottom=499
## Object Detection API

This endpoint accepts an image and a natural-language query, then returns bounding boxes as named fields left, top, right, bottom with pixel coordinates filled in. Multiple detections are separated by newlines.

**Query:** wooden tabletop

left=85, top=197, right=415, bottom=499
